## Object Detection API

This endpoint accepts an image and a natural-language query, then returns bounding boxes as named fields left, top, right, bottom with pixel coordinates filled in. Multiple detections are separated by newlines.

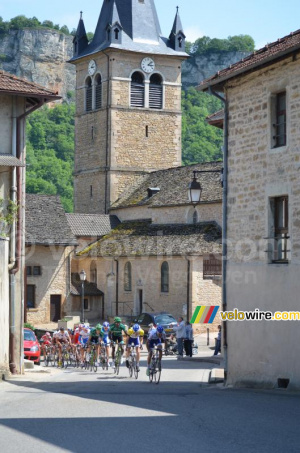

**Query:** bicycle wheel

left=128, top=359, right=133, bottom=378
left=134, top=361, right=139, bottom=379
left=149, top=364, right=154, bottom=383
left=154, top=359, right=161, bottom=384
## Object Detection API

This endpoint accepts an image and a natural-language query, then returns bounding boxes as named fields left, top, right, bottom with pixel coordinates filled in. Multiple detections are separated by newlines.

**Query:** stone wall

left=26, top=245, right=74, bottom=324
left=0, top=239, right=9, bottom=374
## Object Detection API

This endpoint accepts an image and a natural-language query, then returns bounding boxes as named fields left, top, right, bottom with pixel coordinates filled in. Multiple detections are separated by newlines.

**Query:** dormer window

left=178, top=36, right=183, bottom=48
left=131, top=71, right=145, bottom=107
left=149, top=73, right=163, bottom=109
left=114, top=28, right=119, bottom=40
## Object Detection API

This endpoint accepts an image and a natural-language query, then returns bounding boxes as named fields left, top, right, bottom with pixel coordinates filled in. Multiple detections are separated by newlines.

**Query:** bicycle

left=149, top=345, right=162, bottom=384
left=111, top=341, right=124, bottom=375
left=88, top=344, right=98, bottom=372
left=127, top=343, right=139, bottom=379
left=99, top=342, right=109, bottom=370
left=42, top=344, right=53, bottom=366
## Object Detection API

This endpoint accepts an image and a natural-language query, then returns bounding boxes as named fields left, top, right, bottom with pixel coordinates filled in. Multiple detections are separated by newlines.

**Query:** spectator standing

left=214, top=325, right=221, bottom=356
left=184, top=322, right=193, bottom=357
left=173, top=317, right=185, bottom=359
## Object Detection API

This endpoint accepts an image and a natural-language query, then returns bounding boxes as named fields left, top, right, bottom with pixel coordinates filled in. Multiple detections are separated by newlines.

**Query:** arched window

left=193, top=211, right=198, bottom=224
left=90, top=261, right=97, bottom=285
left=124, top=262, right=132, bottom=291
left=95, top=74, right=102, bottom=109
left=161, top=262, right=169, bottom=293
left=149, top=73, right=163, bottom=109
left=131, top=71, right=145, bottom=107
left=114, top=28, right=119, bottom=40
left=85, top=76, right=92, bottom=112
left=178, top=36, right=183, bottom=49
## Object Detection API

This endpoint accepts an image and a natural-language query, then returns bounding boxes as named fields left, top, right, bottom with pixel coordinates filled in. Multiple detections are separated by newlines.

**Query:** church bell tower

left=70, top=0, right=188, bottom=214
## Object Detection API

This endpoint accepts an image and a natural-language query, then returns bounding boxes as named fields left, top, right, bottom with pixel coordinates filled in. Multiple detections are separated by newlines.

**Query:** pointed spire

left=110, top=0, right=122, bottom=28
left=73, top=11, right=89, bottom=57
left=169, top=7, right=186, bottom=52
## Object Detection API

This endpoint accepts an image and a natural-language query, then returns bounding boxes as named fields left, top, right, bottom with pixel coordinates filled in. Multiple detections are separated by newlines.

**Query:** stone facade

left=0, top=239, right=9, bottom=374
left=220, top=53, right=300, bottom=389
left=26, top=245, right=74, bottom=324
left=73, top=50, right=184, bottom=213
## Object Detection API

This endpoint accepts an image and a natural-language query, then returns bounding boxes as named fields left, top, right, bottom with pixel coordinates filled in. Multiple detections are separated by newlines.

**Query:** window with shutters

left=90, top=261, right=97, bottom=285
left=269, top=196, right=290, bottom=263
left=85, top=76, right=92, bottom=112
left=203, top=255, right=222, bottom=280
left=271, top=91, right=287, bottom=148
left=161, top=262, right=169, bottom=293
left=95, top=74, right=102, bottom=109
left=124, top=262, right=132, bottom=291
left=131, top=71, right=145, bottom=107
left=26, top=285, right=35, bottom=309
left=149, top=73, right=163, bottom=109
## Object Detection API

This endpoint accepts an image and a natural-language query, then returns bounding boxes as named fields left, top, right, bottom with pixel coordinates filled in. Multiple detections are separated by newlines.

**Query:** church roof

left=66, top=213, right=120, bottom=237
left=79, top=220, right=222, bottom=258
left=70, top=0, right=188, bottom=61
left=110, top=162, right=223, bottom=210
left=25, top=194, right=77, bottom=246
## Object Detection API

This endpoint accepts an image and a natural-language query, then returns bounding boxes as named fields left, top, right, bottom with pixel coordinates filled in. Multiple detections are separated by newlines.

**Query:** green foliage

left=182, top=87, right=223, bottom=165
left=26, top=103, right=75, bottom=212
left=24, top=322, right=35, bottom=331
left=0, top=197, right=18, bottom=237
left=0, top=15, right=92, bottom=37
left=190, top=34, right=255, bottom=55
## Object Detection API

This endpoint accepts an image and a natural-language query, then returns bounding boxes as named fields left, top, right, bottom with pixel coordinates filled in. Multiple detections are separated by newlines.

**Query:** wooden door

left=50, top=295, right=61, bottom=322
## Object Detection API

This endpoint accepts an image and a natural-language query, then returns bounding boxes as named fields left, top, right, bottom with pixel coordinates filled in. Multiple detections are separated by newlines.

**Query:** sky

left=1, top=0, right=300, bottom=50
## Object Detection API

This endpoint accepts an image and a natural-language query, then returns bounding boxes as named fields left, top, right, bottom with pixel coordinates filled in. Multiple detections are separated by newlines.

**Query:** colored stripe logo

left=190, top=306, right=219, bottom=324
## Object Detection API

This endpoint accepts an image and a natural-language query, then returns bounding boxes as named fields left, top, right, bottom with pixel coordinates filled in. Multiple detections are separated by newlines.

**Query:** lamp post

left=188, top=169, right=223, bottom=207
left=80, top=270, right=86, bottom=323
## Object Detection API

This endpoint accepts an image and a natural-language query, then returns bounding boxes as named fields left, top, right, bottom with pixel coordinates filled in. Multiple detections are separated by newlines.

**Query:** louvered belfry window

left=131, top=71, right=145, bottom=107
left=95, top=74, right=102, bottom=109
left=86, top=77, right=92, bottom=112
left=149, top=73, right=163, bottom=109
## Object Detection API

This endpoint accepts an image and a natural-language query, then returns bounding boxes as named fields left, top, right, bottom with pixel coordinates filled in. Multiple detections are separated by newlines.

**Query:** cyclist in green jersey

left=87, top=324, right=102, bottom=366
left=109, top=317, right=128, bottom=368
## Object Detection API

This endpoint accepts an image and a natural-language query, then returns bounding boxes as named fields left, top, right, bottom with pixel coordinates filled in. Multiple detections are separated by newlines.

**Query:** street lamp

left=79, top=269, right=86, bottom=323
left=188, top=169, right=223, bottom=207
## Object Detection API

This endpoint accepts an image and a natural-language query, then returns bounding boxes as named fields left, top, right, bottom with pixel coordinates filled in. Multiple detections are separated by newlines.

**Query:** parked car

left=133, top=312, right=177, bottom=337
left=24, top=328, right=41, bottom=364
left=34, top=328, right=55, bottom=342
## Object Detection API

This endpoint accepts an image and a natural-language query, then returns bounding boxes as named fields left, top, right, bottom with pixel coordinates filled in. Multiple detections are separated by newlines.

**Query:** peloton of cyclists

left=53, top=327, right=71, bottom=366
left=126, top=323, right=144, bottom=372
left=109, top=317, right=128, bottom=368
left=87, top=324, right=102, bottom=366
left=146, top=325, right=166, bottom=376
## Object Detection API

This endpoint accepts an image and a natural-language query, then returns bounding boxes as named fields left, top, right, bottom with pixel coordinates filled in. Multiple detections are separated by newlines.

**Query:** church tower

left=70, top=0, right=188, bottom=214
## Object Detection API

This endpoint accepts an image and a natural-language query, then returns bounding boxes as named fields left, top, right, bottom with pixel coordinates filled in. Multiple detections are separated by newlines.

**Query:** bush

left=24, top=322, right=35, bottom=331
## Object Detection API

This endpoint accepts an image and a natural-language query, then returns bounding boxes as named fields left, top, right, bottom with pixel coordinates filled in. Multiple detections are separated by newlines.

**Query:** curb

left=182, top=356, right=223, bottom=365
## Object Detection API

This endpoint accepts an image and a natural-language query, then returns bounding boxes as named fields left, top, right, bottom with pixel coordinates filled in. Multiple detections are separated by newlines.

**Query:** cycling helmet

left=95, top=324, right=102, bottom=330
left=103, top=321, right=110, bottom=330
left=46, top=332, right=51, bottom=337
left=157, top=325, right=164, bottom=333
left=114, top=317, right=121, bottom=323
left=133, top=324, right=140, bottom=332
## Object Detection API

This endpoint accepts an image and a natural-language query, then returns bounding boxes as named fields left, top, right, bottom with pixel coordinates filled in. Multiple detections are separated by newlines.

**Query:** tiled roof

left=66, top=213, right=120, bottom=237
left=199, top=29, right=300, bottom=90
left=80, top=220, right=222, bottom=258
left=206, top=110, right=224, bottom=129
left=71, top=273, right=104, bottom=296
left=25, top=194, right=77, bottom=246
left=0, top=154, right=25, bottom=167
left=0, top=70, right=60, bottom=99
left=111, top=162, right=223, bottom=210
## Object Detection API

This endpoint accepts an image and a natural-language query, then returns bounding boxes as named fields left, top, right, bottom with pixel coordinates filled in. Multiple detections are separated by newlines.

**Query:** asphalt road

left=0, top=354, right=300, bottom=453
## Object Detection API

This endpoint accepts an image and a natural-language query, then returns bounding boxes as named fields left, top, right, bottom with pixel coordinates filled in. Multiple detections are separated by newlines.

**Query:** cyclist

left=53, top=327, right=71, bottom=366
left=87, top=324, right=102, bottom=366
left=109, top=317, right=127, bottom=368
left=40, top=332, right=53, bottom=361
left=78, top=324, right=90, bottom=363
left=126, top=323, right=144, bottom=372
left=146, top=325, right=166, bottom=376
left=100, top=321, right=111, bottom=366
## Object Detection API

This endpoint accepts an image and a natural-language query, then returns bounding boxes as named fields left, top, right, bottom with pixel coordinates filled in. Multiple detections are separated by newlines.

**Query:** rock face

left=0, top=29, right=75, bottom=99
left=0, top=29, right=250, bottom=97
left=182, top=51, right=250, bottom=88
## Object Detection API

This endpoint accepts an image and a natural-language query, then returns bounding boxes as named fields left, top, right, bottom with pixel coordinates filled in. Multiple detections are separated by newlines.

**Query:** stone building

left=199, top=29, right=300, bottom=389
left=25, top=194, right=77, bottom=324
left=0, top=71, right=59, bottom=375
left=64, top=0, right=223, bottom=328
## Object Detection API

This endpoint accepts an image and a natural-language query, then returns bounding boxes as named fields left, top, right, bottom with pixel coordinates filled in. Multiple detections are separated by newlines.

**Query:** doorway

left=50, top=295, right=61, bottom=322
left=138, top=289, right=143, bottom=314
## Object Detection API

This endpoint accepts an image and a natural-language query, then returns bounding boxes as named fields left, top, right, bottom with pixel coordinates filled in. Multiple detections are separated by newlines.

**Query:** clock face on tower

left=141, top=57, right=155, bottom=73
left=88, top=60, right=97, bottom=76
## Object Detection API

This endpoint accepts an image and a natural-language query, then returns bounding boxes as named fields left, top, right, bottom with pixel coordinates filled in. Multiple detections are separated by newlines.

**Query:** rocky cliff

left=0, top=29, right=250, bottom=97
